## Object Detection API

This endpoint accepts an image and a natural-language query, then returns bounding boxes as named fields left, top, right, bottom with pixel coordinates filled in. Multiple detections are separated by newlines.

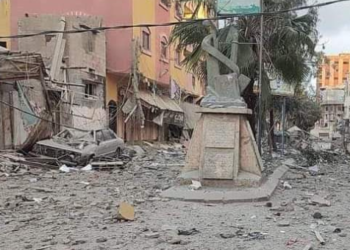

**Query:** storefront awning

left=138, top=91, right=183, bottom=113
left=122, top=91, right=184, bottom=127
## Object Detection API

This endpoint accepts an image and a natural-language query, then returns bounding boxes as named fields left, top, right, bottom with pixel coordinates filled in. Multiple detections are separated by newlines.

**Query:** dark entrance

left=108, top=100, right=117, bottom=133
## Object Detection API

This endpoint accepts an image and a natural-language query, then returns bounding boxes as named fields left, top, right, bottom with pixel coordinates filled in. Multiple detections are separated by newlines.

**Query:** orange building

left=317, top=53, right=350, bottom=90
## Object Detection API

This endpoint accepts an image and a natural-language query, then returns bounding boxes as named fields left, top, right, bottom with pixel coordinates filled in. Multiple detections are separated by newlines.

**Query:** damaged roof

left=0, top=52, right=47, bottom=82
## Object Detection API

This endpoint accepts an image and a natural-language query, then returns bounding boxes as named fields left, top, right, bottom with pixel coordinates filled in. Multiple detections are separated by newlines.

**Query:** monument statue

left=200, top=21, right=251, bottom=108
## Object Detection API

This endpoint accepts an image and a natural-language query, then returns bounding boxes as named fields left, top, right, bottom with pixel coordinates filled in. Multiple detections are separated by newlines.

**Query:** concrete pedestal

left=184, top=108, right=263, bottom=187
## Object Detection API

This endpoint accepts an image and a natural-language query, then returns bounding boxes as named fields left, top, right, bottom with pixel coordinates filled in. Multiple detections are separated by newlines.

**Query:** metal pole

left=257, top=0, right=264, bottom=154
left=282, top=97, right=286, bottom=155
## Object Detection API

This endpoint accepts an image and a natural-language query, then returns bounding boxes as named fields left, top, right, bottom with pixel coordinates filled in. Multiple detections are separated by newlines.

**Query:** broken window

left=160, top=36, right=168, bottom=60
left=102, top=129, right=116, bottom=141
left=96, top=130, right=104, bottom=142
left=175, top=46, right=182, bottom=66
left=85, top=83, right=96, bottom=98
left=0, top=41, right=7, bottom=48
left=142, top=28, right=151, bottom=51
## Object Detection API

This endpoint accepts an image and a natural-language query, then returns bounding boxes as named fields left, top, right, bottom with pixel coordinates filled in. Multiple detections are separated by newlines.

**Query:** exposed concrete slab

left=161, top=165, right=289, bottom=203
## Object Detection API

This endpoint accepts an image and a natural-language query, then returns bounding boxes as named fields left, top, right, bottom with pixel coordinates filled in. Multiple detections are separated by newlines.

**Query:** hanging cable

left=0, top=0, right=348, bottom=40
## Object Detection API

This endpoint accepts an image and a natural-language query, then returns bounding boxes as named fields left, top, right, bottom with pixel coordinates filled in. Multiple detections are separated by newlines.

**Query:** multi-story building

left=1, top=0, right=210, bottom=142
left=317, top=53, right=350, bottom=91
left=313, top=54, right=350, bottom=138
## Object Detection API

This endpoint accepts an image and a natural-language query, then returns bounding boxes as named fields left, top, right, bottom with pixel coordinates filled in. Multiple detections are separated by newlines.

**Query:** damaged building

left=0, top=51, right=51, bottom=149
left=2, top=1, right=210, bottom=143
left=17, top=15, right=107, bottom=131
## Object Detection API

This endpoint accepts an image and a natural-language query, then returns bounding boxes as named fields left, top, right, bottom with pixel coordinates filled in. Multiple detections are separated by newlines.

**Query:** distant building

left=317, top=53, right=350, bottom=91
left=313, top=53, right=350, bottom=139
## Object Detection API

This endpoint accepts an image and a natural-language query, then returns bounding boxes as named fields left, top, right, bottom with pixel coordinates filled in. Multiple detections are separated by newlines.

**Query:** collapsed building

left=0, top=51, right=51, bottom=149
left=18, top=15, right=107, bottom=131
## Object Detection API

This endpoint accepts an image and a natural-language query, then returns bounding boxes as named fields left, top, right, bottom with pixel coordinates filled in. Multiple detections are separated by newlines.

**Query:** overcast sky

left=316, top=0, right=350, bottom=54
left=306, top=0, right=350, bottom=87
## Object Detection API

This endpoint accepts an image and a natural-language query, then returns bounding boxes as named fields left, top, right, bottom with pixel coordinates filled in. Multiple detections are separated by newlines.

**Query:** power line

left=0, top=99, right=86, bottom=131
left=0, top=0, right=348, bottom=40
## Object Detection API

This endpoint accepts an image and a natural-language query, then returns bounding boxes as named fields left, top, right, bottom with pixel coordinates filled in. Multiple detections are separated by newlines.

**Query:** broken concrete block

left=310, top=195, right=331, bottom=207
left=283, top=181, right=292, bottom=189
left=144, top=232, right=160, bottom=239
left=189, top=180, right=201, bottom=190
left=117, top=202, right=135, bottom=221
left=277, top=220, right=290, bottom=227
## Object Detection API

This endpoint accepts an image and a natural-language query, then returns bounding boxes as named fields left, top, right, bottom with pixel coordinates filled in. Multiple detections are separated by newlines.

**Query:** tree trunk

left=269, top=109, right=277, bottom=151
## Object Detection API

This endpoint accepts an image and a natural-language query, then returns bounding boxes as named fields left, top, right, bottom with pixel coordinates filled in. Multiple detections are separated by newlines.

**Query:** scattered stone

left=24, top=245, right=33, bottom=249
left=117, top=202, right=135, bottom=221
left=314, top=231, right=325, bottom=245
left=310, top=195, right=331, bottom=207
left=71, top=239, right=87, bottom=245
left=96, top=237, right=108, bottom=243
left=313, top=212, right=323, bottom=219
left=283, top=181, right=292, bottom=189
left=277, top=221, right=290, bottom=227
left=178, top=228, right=200, bottom=236
left=265, top=202, right=273, bottom=208
left=189, top=180, right=202, bottom=190
left=134, top=199, right=145, bottom=204
left=302, top=243, right=313, bottom=250
left=145, top=232, right=160, bottom=239
left=166, top=238, right=182, bottom=245
left=220, top=233, right=236, bottom=239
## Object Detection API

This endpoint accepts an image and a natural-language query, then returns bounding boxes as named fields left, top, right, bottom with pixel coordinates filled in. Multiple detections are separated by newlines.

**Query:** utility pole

left=281, top=96, right=286, bottom=155
left=343, top=73, right=350, bottom=153
left=257, top=0, right=264, bottom=154
left=131, top=39, right=145, bottom=130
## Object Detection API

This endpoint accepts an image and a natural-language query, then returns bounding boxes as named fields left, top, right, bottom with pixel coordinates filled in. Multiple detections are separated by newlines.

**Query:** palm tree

left=171, top=0, right=319, bottom=140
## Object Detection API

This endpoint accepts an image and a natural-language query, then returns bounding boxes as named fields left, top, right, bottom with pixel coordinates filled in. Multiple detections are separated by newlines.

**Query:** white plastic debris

left=283, top=181, right=292, bottom=189
left=190, top=180, right=202, bottom=190
left=33, top=198, right=42, bottom=204
left=309, top=165, right=319, bottom=173
left=81, top=164, right=93, bottom=171
left=59, top=165, right=71, bottom=173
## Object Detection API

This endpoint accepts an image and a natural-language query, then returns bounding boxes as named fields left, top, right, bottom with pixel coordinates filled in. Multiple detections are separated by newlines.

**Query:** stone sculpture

left=200, top=21, right=251, bottom=108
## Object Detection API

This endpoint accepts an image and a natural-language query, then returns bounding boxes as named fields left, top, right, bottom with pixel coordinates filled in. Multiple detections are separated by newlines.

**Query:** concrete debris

left=81, top=164, right=92, bottom=171
left=308, top=165, right=320, bottom=175
left=189, top=180, right=202, bottom=190
left=1, top=139, right=350, bottom=249
left=96, top=237, right=108, bottom=243
left=314, top=230, right=326, bottom=245
left=117, top=202, right=135, bottom=221
left=59, top=165, right=71, bottom=173
left=277, top=220, right=290, bottom=227
left=220, top=233, right=236, bottom=239
left=178, top=228, right=200, bottom=236
left=302, top=243, right=313, bottom=250
left=282, top=181, right=292, bottom=189
left=309, top=195, right=331, bottom=207
left=144, top=232, right=160, bottom=239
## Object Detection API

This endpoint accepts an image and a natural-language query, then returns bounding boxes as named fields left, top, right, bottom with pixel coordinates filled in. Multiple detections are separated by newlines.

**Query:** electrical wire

left=0, top=99, right=86, bottom=131
left=0, top=0, right=348, bottom=40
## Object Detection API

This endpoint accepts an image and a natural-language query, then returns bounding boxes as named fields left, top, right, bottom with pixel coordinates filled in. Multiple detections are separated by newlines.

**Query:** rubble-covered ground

left=1, top=143, right=350, bottom=250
